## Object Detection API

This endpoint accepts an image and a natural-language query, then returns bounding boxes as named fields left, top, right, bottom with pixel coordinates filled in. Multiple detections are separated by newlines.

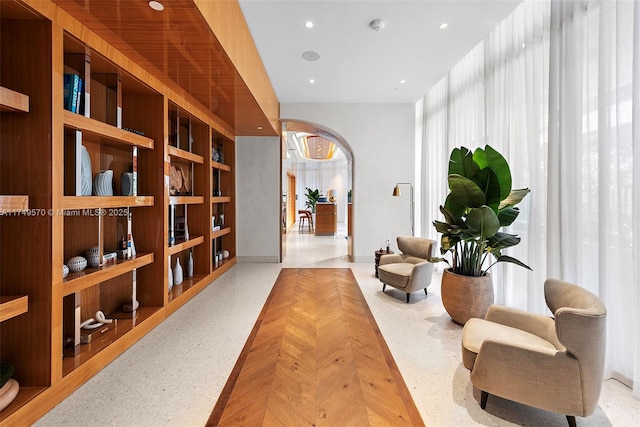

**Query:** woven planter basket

left=441, top=269, right=494, bottom=325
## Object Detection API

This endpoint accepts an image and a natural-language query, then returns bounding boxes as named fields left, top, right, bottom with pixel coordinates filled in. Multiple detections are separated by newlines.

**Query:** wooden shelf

left=168, top=235, right=204, bottom=255
left=0, top=295, right=29, bottom=322
left=167, top=274, right=207, bottom=303
left=211, top=160, right=231, bottom=172
left=0, top=386, right=46, bottom=423
left=61, top=195, right=154, bottom=210
left=211, top=196, right=232, bottom=204
left=169, top=195, right=204, bottom=205
left=0, top=86, right=29, bottom=112
left=168, top=145, right=204, bottom=164
left=63, top=253, right=154, bottom=296
left=63, top=110, right=154, bottom=149
left=62, top=306, right=161, bottom=376
left=0, top=195, right=29, bottom=212
left=211, top=227, right=232, bottom=239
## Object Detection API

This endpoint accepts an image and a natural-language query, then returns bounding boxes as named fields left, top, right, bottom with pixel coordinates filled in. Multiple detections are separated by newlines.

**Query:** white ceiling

left=238, top=0, right=523, bottom=104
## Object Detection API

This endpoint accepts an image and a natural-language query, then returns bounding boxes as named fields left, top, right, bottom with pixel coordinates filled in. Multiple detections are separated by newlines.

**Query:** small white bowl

left=67, top=256, right=87, bottom=272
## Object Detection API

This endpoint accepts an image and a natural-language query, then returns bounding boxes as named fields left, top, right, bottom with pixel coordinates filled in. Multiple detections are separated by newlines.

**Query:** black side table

left=374, top=249, right=394, bottom=278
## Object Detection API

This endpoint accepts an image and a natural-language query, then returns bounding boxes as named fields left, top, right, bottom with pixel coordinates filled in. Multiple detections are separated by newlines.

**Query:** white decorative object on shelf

left=222, top=249, right=230, bottom=259
left=67, top=256, right=87, bottom=272
left=80, top=145, right=92, bottom=196
left=174, top=258, right=184, bottom=286
left=63, top=264, right=69, bottom=278
left=168, top=261, right=173, bottom=291
left=93, top=169, right=114, bottom=196
left=85, top=246, right=100, bottom=267
left=0, top=378, right=19, bottom=412
left=130, top=234, right=136, bottom=257
left=186, top=251, right=194, bottom=278
left=184, top=224, right=189, bottom=241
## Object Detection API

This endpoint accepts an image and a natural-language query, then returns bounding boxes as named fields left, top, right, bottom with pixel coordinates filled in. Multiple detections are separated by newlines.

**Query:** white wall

left=282, top=103, right=415, bottom=262
left=235, top=136, right=281, bottom=262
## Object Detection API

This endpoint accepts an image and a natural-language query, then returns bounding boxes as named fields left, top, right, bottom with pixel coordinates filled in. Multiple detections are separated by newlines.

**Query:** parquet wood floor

left=207, top=268, right=424, bottom=427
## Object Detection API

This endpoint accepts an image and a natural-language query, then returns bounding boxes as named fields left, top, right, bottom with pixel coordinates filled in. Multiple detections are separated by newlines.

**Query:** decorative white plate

left=80, top=145, right=92, bottom=196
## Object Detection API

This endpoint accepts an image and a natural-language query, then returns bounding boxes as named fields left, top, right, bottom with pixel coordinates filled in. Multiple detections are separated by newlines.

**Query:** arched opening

left=280, top=119, right=355, bottom=262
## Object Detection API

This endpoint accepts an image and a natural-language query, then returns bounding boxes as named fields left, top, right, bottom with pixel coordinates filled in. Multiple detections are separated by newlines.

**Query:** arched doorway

left=281, top=119, right=355, bottom=262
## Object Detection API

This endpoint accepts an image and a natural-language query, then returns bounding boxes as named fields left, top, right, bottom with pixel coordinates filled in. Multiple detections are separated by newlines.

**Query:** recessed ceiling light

left=305, top=21, right=314, bottom=29
left=309, top=79, right=315, bottom=84
left=148, top=1, right=164, bottom=11
left=400, top=80, right=406, bottom=84
left=257, top=126, right=263, bottom=130
left=302, top=51, right=321, bottom=61
left=439, top=23, right=448, bottom=29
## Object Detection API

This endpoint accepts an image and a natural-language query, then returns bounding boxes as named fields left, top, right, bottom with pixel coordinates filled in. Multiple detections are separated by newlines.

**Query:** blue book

left=75, top=77, right=83, bottom=114
left=63, top=73, right=74, bottom=111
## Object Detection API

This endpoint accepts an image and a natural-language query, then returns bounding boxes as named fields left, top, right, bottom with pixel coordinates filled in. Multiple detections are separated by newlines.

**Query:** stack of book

left=63, top=73, right=84, bottom=114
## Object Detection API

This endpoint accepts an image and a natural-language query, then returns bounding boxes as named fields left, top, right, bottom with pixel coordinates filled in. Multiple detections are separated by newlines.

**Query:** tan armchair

left=378, top=236, right=435, bottom=303
left=461, top=279, right=606, bottom=426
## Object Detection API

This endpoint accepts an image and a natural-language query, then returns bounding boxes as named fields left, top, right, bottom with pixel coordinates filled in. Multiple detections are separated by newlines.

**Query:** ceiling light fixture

left=309, top=79, right=315, bottom=84
left=302, top=51, right=320, bottom=61
left=369, top=19, right=385, bottom=31
left=148, top=1, right=164, bottom=11
left=439, top=22, right=448, bottom=29
left=400, top=80, right=406, bottom=84
left=305, top=21, right=314, bottom=28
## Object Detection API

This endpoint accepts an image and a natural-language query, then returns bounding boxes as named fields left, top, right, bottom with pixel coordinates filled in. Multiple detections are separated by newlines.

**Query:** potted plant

left=430, top=145, right=531, bottom=324
left=304, top=187, right=321, bottom=213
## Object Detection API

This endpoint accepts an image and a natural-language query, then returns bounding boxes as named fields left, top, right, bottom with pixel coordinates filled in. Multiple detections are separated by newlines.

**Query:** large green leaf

left=444, top=193, right=466, bottom=218
left=448, top=174, right=486, bottom=208
left=465, top=206, right=500, bottom=239
left=487, top=232, right=521, bottom=250
left=433, top=220, right=452, bottom=234
left=499, top=188, right=530, bottom=209
left=440, top=205, right=465, bottom=227
left=480, top=145, right=512, bottom=200
left=498, top=206, right=520, bottom=226
left=448, top=147, right=478, bottom=179
left=472, top=168, right=501, bottom=212
left=496, top=255, right=532, bottom=270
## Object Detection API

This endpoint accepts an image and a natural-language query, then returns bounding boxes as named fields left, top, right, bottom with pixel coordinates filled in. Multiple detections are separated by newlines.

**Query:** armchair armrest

left=470, top=340, right=581, bottom=415
left=379, top=254, right=404, bottom=265
left=485, top=305, right=563, bottom=350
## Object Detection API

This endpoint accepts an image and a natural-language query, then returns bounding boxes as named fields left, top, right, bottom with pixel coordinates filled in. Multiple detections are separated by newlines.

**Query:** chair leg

left=480, top=390, right=488, bottom=409
left=424, top=288, right=428, bottom=295
left=406, top=293, right=410, bottom=303
left=382, top=284, right=386, bottom=292
left=566, top=415, right=576, bottom=427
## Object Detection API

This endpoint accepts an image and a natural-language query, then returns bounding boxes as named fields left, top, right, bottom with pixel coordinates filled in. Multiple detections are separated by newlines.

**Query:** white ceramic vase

left=80, top=145, right=92, bottom=196
left=93, top=170, right=114, bottom=196
left=168, top=262, right=173, bottom=291
left=173, top=258, right=184, bottom=286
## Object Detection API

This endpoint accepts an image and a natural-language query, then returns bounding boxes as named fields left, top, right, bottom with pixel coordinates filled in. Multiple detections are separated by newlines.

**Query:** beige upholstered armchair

left=461, top=279, right=606, bottom=426
left=378, top=236, right=435, bottom=303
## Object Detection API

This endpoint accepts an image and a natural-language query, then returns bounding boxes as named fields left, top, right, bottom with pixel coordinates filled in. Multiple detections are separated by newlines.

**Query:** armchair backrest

left=397, top=236, right=435, bottom=260
left=544, top=279, right=607, bottom=415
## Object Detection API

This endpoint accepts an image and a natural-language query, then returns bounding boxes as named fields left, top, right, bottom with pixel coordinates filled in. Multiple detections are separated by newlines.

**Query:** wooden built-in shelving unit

left=0, top=0, right=269, bottom=423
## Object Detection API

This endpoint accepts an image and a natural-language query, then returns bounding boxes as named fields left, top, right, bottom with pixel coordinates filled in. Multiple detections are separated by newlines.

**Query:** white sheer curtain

left=420, top=0, right=639, bottom=398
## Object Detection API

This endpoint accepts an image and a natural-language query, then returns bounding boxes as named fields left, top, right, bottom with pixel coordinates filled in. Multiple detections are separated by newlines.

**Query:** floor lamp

left=392, top=182, right=414, bottom=236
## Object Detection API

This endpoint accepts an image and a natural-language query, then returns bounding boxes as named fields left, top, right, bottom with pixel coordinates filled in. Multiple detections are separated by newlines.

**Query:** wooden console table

left=315, top=203, right=337, bottom=235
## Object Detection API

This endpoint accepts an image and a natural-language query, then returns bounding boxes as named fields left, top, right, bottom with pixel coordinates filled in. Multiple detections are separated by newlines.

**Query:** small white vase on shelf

left=186, top=251, right=194, bottom=278
left=184, top=224, right=190, bottom=241
left=168, top=262, right=173, bottom=291
left=174, top=258, right=184, bottom=286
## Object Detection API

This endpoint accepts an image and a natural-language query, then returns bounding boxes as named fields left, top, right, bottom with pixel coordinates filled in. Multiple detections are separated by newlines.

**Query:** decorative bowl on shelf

left=222, top=250, right=230, bottom=259
left=93, top=170, right=113, bottom=196
left=67, top=256, right=88, bottom=272
left=63, top=264, right=69, bottom=278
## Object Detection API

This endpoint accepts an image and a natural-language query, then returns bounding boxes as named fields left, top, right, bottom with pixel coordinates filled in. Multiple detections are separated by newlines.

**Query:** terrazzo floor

left=36, top=225, right=639, bottom=426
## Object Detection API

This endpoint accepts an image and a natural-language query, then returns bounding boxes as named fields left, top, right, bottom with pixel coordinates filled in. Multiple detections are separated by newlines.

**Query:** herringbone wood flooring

left=207, top=268, right=424, bottom=426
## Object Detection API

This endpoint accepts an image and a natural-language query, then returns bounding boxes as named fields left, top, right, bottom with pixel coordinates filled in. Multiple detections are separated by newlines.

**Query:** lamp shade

left=392, top=184, right=401, bottom=197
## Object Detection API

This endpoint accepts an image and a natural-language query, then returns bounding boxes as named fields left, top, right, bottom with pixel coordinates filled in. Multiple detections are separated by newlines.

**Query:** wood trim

left=167, top=235, right=204, bottom=256
left=169, top=195, right=204, bottom=205
left=0, top=195, right=29, bottom=211
left=63, top=110, right=154, bottom=149
left=168, top=146, right=204, bottom=164
left=0, top=295, right=29, bottom=322
left=0, top=86, right=29, bottom=112
left=61, top=196, right=154, bottom=209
